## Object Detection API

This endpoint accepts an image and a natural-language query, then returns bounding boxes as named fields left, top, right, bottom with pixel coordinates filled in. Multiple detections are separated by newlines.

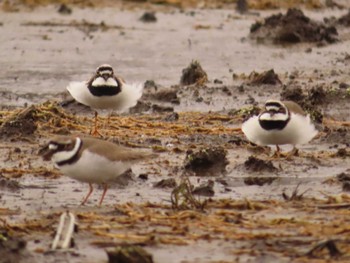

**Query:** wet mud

left=184, top=146, right=229, bottom=176
left=0, top=2, right=350, bottom=263
left=250, top=8, right=338, bottom=44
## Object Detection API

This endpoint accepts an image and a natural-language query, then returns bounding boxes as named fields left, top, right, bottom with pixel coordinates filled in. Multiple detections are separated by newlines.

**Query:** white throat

left=52, top=138, right=82, bottom=165
left=92, top=77, right=118, bottom=87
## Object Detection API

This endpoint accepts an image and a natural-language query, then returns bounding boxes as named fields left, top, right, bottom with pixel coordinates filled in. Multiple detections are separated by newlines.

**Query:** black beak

left=38, top=144, right=54, bottom=161
left=102, top=74, right=110, bottom=81
left=268, top=110, right=276, bottom=116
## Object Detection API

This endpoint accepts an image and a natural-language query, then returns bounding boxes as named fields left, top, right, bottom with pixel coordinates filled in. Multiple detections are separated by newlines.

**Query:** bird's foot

left=270, top=147, right=299, bottom=160
left=89, top=127, right=103, bottom=138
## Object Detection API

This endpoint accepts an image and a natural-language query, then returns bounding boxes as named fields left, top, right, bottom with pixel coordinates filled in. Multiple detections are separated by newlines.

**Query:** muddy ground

left=0, top=1, right=350, bottom=263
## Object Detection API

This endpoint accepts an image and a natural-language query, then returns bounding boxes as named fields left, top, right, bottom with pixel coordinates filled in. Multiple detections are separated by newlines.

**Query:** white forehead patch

left=49, top=144, right=58, bottom=150
left=99, top=70, right=112, bottom=75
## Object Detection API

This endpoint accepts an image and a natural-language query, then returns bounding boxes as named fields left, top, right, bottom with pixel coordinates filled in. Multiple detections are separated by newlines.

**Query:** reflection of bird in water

left=67, top=64, right=143, bottom=136
left=242, top=100, right=318, bottom=157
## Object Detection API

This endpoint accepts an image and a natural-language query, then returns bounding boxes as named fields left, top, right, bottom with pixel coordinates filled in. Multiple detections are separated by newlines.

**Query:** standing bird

left=241, top=100, right=318, bottom=156
left=39, top=135, right=157, bottom=205
left=67, top=64, right=143, bottom=136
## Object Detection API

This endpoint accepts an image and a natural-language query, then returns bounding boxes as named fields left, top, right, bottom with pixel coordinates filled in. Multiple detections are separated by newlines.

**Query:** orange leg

left=285, top=146, right=299, bottom=159
left=81, top=183, right=94, bottom=205
left=90, top=111, right=103, bottom=137
left=275, top=145, right=281, bottom=158
left=271, top=145, right=298, bottom=159
left=99, top=184, right=108, bottom=206
left=102, top=112, right=113, bottom=131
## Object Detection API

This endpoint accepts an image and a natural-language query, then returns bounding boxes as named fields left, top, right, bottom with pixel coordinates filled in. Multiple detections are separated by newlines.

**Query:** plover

left=67, top=64, right=144, bottom=135
left=241, top=100, right=318, bottom=156
left=39, top=135, right=156, bottom=205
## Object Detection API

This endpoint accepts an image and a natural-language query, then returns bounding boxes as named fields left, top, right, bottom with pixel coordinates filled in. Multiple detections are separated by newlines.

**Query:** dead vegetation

left=0, top=98, right=348, bottom=261
left=2, top=196, right=350, bottom=260
left=1, top=0, right=331, bottom=10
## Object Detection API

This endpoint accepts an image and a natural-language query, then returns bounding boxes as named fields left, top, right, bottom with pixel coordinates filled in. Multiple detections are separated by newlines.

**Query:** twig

left=51, top=211, right=76, bottom=250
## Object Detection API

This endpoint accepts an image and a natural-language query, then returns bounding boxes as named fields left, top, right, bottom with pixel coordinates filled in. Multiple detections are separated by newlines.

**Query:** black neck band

left=56, top=140, right=83, bottom=166
left=259, top=119, right=289, bottom=130
left=88, top=85, right=122, bottom=97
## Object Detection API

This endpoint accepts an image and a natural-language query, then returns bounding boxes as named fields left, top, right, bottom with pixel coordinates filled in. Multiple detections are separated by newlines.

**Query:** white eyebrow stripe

left=99, top=70, right=112, bottom=75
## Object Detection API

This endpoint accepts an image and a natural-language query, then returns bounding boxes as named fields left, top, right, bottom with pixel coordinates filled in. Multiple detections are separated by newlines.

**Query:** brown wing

left=282, top=101, right=306, bottom=116
left=82, top=137, right=157, bottom=163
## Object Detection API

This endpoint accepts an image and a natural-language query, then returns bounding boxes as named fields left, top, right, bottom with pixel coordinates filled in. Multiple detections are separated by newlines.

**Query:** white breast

left=66, top=81, right=144, bottom=111
left=241, top=113, right=318, bottom=146
left=59, top=150, right=131, bottom=184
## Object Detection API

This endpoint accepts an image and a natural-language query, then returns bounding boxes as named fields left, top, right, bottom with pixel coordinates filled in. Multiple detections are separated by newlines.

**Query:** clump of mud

left=106, top=245, right=153, bottom=263
left=248, top=69, right=282, bottom=85
left=250, top=8, right=338, bottom=44
left=148, top=88, right=179, bottom=104
left=58, top=4, right=72, bottom=15
left=0, top=178, right=21, bottom=191
left=337, top=10, right=350, bottom=27
left=184, top=147, right=228, bottom=176
left=180, top=60, right=208, bottom=86
left=0, top=235, right=33, bottom=263
left=322, top=127, right=350, bottom=144
left=139, top=12, right=157, bottom=23
left=0, top=105, right=37, bottom=139
left=151, top=104, right=174, bottom=113
left=129, top=101, right=152, bottom=114
left=280, top=85, right=304, bottom=102
left=337, top=172, right=350, bottom=191
left=244, top=176, right=276, bottom=186
left=280, top=84, right=326, bottom=123
left=244, top=156, right=277, bottom=173
left=192, top=180, right=215, bottom=197
left=153, top=178, right=177, bottom=188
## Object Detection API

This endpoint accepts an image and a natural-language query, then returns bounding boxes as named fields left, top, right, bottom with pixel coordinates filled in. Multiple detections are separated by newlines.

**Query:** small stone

left=138, top=174, right=148, bottom=180
left=192, top=180, right=215, bottom=197
left=139, top=12, right=157, bottom=23
left=58, top=4, right=72, bottom=15
left=106, top=245, right=153, bottom=263
left=153, top=178, right=177, bottom=189
left=339, top=82, right=349, bottom=89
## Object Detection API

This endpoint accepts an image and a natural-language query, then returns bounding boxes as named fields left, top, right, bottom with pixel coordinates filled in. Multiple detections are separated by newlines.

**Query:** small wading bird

left=241, top=100, right=318, bottom=157
left=67, top=64, right=143, bottom=136
left=39, top=135, right=157, bottom=205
